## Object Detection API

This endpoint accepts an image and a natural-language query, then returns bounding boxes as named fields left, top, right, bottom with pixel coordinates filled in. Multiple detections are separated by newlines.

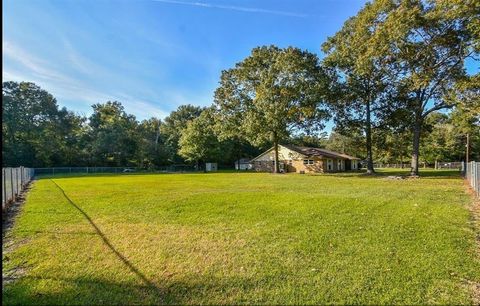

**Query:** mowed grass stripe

left=3, top=170, right=479, bottom=305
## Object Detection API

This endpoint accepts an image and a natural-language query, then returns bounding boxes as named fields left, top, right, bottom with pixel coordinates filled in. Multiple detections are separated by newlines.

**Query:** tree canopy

left=214, top=45, right=330, bottom=173
left=2, top=1, right=478, bottom=172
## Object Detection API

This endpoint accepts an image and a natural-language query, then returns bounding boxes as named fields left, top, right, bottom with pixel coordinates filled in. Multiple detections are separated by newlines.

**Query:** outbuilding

left=205, top=163, right=218, bottom=172
left=251, top=144, right=359, bottom=173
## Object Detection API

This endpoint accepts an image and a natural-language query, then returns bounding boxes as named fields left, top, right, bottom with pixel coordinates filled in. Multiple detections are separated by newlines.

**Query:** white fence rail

left=2, top=167, right=35, bottom=210
left=464, top=161, right=479, bottom=198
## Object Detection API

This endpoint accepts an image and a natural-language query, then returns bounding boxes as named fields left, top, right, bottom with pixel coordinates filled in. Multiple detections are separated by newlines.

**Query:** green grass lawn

left=3, top=170, right=479, bottom=305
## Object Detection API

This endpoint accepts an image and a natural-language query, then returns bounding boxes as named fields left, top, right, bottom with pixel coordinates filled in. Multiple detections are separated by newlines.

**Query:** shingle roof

left=281, top=144, right=360, bottom=160
left=251, top=144, right=360, bottom=162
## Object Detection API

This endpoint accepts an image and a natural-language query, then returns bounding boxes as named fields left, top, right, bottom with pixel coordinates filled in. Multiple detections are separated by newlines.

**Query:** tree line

left=2, top=0, right=479, bottom=174
left=2, top=82, right=258, bottom=168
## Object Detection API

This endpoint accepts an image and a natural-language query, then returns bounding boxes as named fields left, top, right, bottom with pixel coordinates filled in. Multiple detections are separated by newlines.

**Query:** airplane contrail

left=152, top=0, right=308, bottom=18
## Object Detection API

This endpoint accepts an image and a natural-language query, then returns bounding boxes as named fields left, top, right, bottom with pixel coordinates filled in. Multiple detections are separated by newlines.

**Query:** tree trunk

left=154, top=121, right=160, bottom=151
left=365, top=100, right=375, bottom=174
left=236, top=142, right=241, bottom=171
left=410, top=117, right=422, bottom=176
left=273, top=136, right=280, bottom=174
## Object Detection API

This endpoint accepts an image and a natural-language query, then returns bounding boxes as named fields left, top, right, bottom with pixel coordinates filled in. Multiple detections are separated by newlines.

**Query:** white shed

left=205, top=163, right=218, bottom=172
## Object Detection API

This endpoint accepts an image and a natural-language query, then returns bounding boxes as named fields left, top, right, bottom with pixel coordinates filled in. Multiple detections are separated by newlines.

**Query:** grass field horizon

left=3, top=170, right=479, bottom=305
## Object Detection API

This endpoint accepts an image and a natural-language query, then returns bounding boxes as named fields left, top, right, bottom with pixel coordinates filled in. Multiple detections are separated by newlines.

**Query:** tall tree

left=365, top=0, right=477, bottom=175
left=325, top=130, right=366, bottom=158
left=373, top=128, right=412, bottom=165
left=322, top=0, right=397, bottom=174
left=214, top=45, right=330, bottom=173
left=289, top=132, right=329, bottom=148
left=419, top=112, right=456, bottom=164
left=88, top=101, right=138, bottom=166
left=160, top=104, right=205, bottom=163
left=178, top=108, right=230, bottom=167
left=136, top=118, right=170, bottom=168
left=2, top=81, right=86, bottom=167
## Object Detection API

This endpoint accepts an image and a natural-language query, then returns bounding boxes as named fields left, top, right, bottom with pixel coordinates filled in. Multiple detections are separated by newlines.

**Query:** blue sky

left=4, top=0, right=477, bottom=126
left=3, top=0, right=369, bottom=123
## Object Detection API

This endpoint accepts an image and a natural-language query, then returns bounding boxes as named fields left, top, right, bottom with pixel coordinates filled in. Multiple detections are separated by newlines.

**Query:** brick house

left=251, top=144, right=360, bottom=173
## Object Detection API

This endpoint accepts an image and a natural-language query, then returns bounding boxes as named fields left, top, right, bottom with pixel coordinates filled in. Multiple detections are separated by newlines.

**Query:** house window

left=337, top=160, right=343, bottom=170
left=303, top=159, right=314, bottom=165
left=327, top=159, right=333, bottom=170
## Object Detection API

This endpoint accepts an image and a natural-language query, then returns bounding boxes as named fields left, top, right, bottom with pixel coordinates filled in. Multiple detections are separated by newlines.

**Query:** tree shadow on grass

left=49, top=180, right=165, bottom=299
left=3, top=275, right=165, bottom=305
left=3, top=273, right=266, bottom=305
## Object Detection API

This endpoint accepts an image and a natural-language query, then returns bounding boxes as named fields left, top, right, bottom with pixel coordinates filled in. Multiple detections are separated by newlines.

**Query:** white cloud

left=4, top=41, right=73, bottom=82
left=3, top=41, right=170, bottom=119
left=63, top=39, right=101, bottom=76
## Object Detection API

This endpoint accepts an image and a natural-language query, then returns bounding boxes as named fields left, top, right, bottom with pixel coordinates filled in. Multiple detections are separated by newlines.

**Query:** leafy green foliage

left=325, top=130, right=366, bottom=157
left=322, top=0, right=393, bottom=173
left=363, top=0, right=478, bottom=174
left=87, top=101, right=138, bottom=166
left=3, top=1, right=477, bottom=171
left=135, top=118, right=170, bottom=168
left=178, top=108, right=230, bottom=164
left=160, top=104, right=205, bottom=163
left=2, top=81, right=86, bottom=167
left=214, top=45, right=330, bottom=172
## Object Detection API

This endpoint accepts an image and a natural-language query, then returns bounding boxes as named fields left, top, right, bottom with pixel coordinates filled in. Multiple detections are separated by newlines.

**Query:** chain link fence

left=373, top=163, right=410, bottom=168
left=34, top=167, right=137, bottom=175
left=436, top=161, right=464, bottom=170
left=373, top=162, right=464, bottom=170
left=464, top=161, right=479, bottom=198
left=2, top=167, right=35, bottom=210
left=33, top=165, right=215, bottom=176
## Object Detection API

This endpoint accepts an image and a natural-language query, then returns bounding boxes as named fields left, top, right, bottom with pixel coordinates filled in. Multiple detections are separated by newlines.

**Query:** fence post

left=474, top=161, right=477, bottom=195
left=20, top=166, right=24, bottom=188
left=10, top=168, right=15, bottom=202
left=16, top=168, right=20, bottom=194
left=2, top=169, right=5, bottom=209
left=17, top=168, right=20, bottom=193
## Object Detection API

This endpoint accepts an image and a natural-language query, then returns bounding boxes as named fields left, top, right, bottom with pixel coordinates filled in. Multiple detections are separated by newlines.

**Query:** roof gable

left=252, top=144, right=359, bottom=161
left=283, top=145, right=359, bottom=160
left=251, top=145, right=308, bottom=162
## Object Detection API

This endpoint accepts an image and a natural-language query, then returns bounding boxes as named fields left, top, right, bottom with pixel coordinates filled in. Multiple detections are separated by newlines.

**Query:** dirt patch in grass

left=2, top=181, right=34, bottom=287
left=2, top=266, right=27, bottom=285
left=464, top=180, right=480, bottom=304
left=2, top=181, right=34, bottom=236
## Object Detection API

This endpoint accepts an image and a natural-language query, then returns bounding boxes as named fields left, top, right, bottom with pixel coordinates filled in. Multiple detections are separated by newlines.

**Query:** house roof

left=282, top=145, right=360, bottom=160
left=251, top=144, right=360, bottom=161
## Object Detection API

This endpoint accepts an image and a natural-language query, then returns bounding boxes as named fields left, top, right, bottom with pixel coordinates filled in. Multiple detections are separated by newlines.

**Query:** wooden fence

left=2, top=167, right=35, bottom=210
